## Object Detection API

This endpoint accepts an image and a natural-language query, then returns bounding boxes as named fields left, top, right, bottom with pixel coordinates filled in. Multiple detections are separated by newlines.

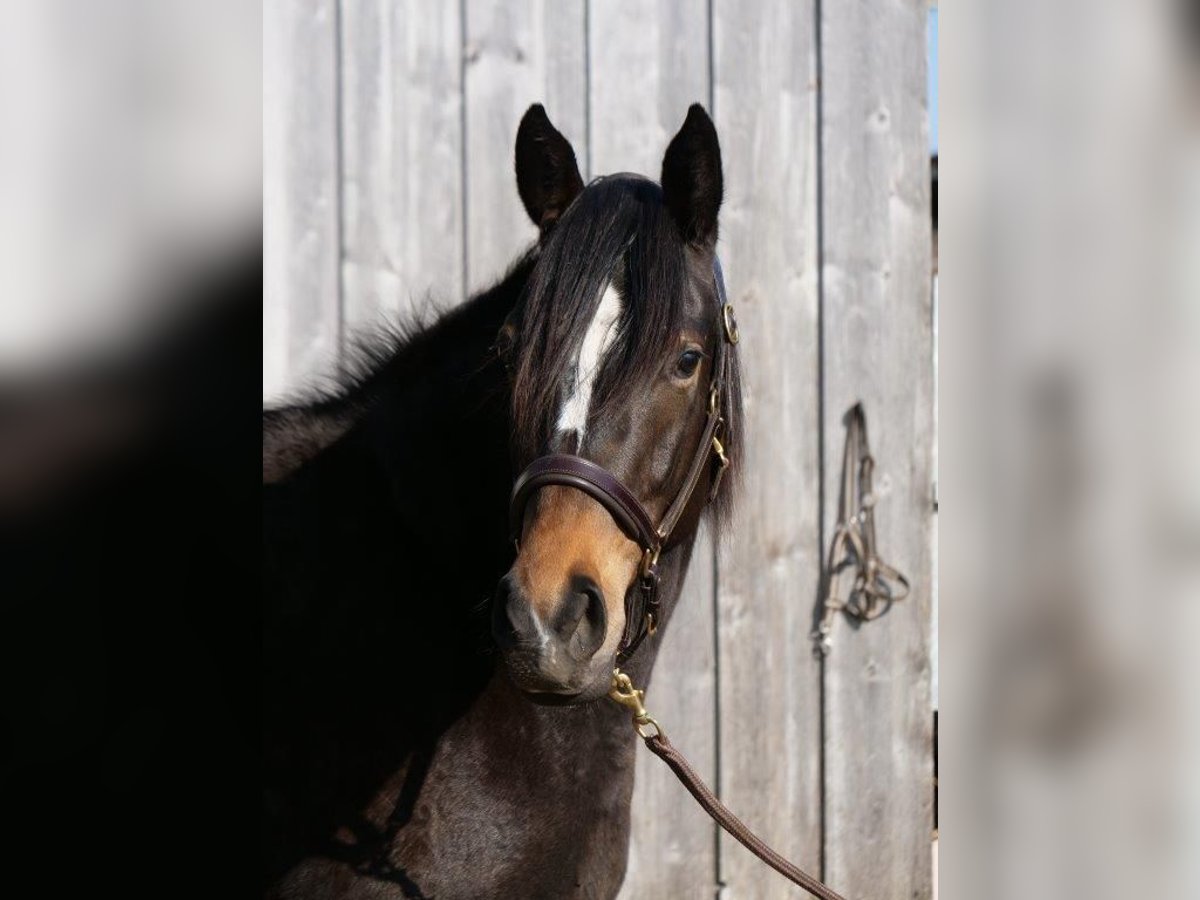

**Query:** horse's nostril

left=491, top=574, right=524, bottom=650
left=559, top=574, right=607, bottom=659
left=580, top=579, right=605, bottom=632
left=493, top=571, right=607, bottom=666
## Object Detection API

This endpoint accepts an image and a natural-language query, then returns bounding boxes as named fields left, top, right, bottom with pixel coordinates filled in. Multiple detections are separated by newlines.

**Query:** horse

left=262, top=102, right=742, bottom=900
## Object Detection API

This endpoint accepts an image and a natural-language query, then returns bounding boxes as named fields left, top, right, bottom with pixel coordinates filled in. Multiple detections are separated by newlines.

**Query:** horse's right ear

left=515, top=104, right=584, bottom=238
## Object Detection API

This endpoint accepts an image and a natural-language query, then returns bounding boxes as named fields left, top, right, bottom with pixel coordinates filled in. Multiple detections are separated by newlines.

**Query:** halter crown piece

left=509, top=258, right=739, bottom=660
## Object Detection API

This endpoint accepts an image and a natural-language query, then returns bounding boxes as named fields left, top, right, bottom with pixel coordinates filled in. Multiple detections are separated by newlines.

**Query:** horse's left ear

left=661, top=104, right=723, bottom=247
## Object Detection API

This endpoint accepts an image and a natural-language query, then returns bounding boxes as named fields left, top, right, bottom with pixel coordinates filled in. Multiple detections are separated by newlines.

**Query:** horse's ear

left=661, top=104, right=723, bottom=247
left=515, top=104, right=584, bottom=237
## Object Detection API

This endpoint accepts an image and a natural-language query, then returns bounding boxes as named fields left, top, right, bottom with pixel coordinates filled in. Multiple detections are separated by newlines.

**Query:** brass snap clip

left=609, top=669, right=665, bottom=740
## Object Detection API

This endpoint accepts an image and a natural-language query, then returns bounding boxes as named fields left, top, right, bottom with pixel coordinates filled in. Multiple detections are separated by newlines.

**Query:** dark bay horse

left=263, top=103, right=741, bottom=899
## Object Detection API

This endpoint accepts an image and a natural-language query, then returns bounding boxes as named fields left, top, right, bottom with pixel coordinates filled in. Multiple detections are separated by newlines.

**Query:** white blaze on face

left=556, top=281, right=622, bottom=442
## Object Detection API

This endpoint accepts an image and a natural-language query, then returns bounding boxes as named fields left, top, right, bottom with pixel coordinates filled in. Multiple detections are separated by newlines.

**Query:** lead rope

left=608, top=671, right=849, bottom=900
left=813, top=403, right=910, bottom=656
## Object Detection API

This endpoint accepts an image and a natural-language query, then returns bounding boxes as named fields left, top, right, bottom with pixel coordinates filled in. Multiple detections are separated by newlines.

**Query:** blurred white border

left=940, top=1, right=1199, bottom=897
left=0, top=0, right=260, bottom=375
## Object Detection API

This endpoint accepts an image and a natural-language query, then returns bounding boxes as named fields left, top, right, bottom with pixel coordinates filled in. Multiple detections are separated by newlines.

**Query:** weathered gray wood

left=820, top=0, right=934, bottom=897
left=711, top=0, right=824, bottom=895
left=588, top=0, right=709, bottom=178
left=263, top=0, right=341, bottom=402
left=464, top=1, right=586, bottom=294
left=339, top=0, right=464, bottom=337
left=589, top=6, right=716, bottom=897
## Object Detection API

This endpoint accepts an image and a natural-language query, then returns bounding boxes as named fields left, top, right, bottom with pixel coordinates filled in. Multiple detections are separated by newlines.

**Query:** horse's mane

left=262, top=252, right=535, bottom=482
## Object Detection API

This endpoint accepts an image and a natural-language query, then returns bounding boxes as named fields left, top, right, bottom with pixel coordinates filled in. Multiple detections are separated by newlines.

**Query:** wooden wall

left=264, top=2, right=933, bottom=896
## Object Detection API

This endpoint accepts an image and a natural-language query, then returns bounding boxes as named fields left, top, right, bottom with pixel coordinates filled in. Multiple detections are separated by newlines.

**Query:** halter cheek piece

left=509, top=258, right=739, bottom=660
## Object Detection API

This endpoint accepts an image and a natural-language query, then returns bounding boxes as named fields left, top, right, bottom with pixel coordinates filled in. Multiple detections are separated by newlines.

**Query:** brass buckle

left=708, top=433, right=730, bottom=501
left=640, top=546, right=660, bottom=580
left=722, top=303, right=740, bottom=344
left=640, top=548, right=661, bottom=637
left=711, top=434, right=730, bottom=469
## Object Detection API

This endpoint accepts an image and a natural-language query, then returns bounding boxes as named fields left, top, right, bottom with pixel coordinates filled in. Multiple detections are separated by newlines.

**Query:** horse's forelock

left=510, top=177, right=689, bottom=461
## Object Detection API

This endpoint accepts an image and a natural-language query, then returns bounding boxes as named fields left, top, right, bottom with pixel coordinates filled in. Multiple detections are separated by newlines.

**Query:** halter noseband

left=509, top=257, right=739, bottom=660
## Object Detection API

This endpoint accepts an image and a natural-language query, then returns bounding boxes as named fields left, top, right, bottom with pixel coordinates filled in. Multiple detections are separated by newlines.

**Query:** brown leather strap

left=654, top=368, right=729, bottom=541
left=510, top=455, right=660, bottom=550
left=642, top=731, right=848, bottom=900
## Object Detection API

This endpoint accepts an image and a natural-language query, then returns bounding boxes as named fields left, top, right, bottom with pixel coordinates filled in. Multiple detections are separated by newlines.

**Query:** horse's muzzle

left=492, top=571, right=610, bottom=696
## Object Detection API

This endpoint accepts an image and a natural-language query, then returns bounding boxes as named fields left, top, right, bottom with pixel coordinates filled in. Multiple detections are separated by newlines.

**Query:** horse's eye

left=675, top=349, right=703, bottom=378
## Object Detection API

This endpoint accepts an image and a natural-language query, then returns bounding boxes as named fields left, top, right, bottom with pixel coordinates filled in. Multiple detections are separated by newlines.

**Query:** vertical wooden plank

left=820, top=0, right=933, bottom=897
left=263, top=0, right=341, bottom=401
left=463, top=1, right=586, bottom=294
left=588, top=5, right=715, bottom=898
left=340, top=0, right=464, bottom=335
left=588, top=0, right=709, bottom=178
left=712, top=0, right=824, bottom=896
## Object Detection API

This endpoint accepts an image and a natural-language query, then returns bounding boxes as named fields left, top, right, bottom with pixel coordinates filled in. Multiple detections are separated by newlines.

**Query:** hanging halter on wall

left=814, top=402, right=911, bottom=655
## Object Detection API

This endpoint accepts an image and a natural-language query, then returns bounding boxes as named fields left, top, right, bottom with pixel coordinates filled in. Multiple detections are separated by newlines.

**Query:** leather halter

left=509, top=257, right=738, bottom=660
